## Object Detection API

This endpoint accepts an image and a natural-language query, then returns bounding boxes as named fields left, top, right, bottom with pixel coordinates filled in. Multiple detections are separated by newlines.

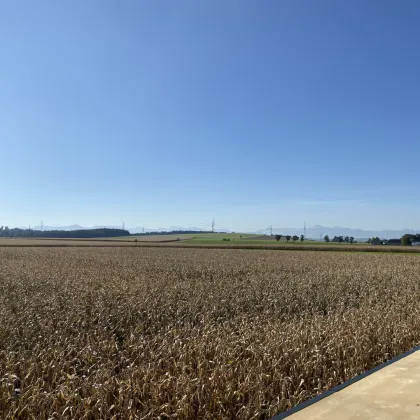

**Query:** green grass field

left=0, top=233, right=413, bottom=254
left=182, top=233, right=367, bottom=246
left=96, top=232, right=371, bottom=246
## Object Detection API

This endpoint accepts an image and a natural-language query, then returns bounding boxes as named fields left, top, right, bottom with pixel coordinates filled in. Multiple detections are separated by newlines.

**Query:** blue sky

left=2, top=0, right=420, bottom=231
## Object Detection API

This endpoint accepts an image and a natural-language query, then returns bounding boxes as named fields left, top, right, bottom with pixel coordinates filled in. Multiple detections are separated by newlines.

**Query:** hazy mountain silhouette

left=26, top=224, right=416, bottom=239
left=28, top=225, right=227, bottom=234
left=31, top=224, right=85, bottom=231
left=251, top=225, right=419, bottom=240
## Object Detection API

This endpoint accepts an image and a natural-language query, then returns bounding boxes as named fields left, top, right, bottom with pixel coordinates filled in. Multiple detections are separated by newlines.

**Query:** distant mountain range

left=25, top=224, right=418, bottom=239
left=31, top=224, right=87, bottom=231
left=29, top=225, right=228, bottom=234
left=251, top=225, right=420, bottom=240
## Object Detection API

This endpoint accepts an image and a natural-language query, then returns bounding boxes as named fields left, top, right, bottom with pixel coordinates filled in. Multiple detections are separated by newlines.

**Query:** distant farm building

left=386, top=239, right=402, bottom=245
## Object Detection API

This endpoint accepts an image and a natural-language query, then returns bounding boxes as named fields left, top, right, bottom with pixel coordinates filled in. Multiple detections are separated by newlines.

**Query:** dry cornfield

left=1, top=247, right=420, bottom=419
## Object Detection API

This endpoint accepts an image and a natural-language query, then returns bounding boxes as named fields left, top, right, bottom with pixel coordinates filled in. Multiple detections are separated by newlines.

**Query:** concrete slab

left=278, top=350, right=420, bottom=420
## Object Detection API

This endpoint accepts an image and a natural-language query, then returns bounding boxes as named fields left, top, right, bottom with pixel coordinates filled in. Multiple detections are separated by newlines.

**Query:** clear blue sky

left=2, top=0, right=420, bottom=231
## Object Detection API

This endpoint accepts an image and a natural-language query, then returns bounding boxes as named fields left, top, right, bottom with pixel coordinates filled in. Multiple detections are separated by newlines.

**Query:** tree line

left=0, top=227, right=130, bottom=238
left=274, top=234, right=305, bottom=242
left=366, top=237, right=382, bottom=245
left=323, top=234, right=420, bottom=246
left=323, top=235, right=356, bottom=244
left=401, top=234, right=420, bottom=246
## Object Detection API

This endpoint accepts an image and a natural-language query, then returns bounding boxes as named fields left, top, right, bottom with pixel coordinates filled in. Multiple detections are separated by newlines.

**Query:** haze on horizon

left=2, top=0, right=420, bottom=232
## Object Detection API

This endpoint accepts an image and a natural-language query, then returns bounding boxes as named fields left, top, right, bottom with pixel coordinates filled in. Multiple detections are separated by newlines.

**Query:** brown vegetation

left=1, top=248, right=420, bottom=418
left=0, top=238, right=137, bottom=246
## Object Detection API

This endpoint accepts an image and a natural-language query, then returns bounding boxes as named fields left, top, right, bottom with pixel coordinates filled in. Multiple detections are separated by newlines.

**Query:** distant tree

left=285, top=235, right=291, bottom=242
left=371, top=237, right=381, bottom=245
left=324, top=235, right=330, bottom=243
left=338, top=236, right=344, bottom=244
left=401, top=234, right=411, bottom=246
left=275, top=234, right=282, bottom=242
left=300, top=235, right=304, bottom=242
left=349, top=236, right=354, bottom=244
left=292, top=235, right=299, bottom=242
left=367, top=238, right=372, bottom=244
left=344, top=236, right=350, bottom=243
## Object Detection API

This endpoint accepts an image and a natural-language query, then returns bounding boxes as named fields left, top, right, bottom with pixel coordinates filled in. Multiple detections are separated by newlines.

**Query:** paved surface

left=286, top=350, right=420, bottom=419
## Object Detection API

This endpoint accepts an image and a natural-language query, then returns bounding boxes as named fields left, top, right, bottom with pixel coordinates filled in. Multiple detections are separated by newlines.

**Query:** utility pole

left=41, top=220, right=44, bottom=231
left=304, top=221, right=307, bottom=239
left=270, top=225, right=273, bottom=236
left=142, top=226, right=145, bottom=234
left=122, top=221, right=125, bottom=230
left=212, top=219, right=215, bottom=233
